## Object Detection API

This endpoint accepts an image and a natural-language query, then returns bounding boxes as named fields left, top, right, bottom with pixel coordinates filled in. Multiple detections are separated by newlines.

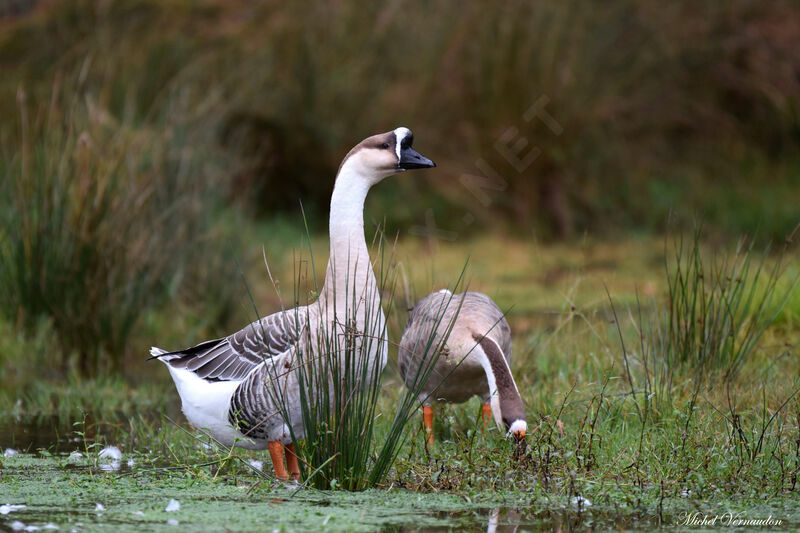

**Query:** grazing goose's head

left=496, top=394, right=527, bottom=441
left=338, top=127, right=435, bottom=185
left=507, top=419, right=527, bottom=441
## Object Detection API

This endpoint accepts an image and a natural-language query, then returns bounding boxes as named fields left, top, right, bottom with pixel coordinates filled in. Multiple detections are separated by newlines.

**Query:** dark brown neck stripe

left=473, top=333, right=526, bottom=428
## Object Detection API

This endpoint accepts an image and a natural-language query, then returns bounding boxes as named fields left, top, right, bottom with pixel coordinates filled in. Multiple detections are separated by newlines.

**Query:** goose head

left=492, top=394, right=527, bottom=441
left=338, top=127, right=435, bottom=185
left=507, top=419, right=527, bottom=441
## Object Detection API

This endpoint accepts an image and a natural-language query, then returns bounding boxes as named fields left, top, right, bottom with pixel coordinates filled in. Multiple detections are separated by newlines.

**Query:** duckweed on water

left=2, top=453, right=799, bottom=532
left=0, top=454, right=514, bottom=532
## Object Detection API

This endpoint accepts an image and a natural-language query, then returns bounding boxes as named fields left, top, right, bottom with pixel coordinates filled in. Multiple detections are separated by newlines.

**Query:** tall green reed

left=662, top=229, right=796, bottom=380
left=611, top=228, right=798, bottom=417
left=252, top=227, right=464, bottom=490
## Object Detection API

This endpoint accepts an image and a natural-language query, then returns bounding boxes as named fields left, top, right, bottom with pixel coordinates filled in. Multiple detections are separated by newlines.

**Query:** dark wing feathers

left=163, top=310, right=306, bottom=382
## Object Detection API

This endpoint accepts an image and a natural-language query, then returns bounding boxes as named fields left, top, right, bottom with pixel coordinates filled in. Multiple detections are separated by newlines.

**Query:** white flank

left=571, top=496, right=592, bottom=507
left=152, top=347, right=248, bottom=447
left=160, top=358, right=259, bottom=449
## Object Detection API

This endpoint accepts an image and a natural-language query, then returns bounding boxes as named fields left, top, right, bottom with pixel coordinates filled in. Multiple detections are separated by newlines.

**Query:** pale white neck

left=320, top=161, right=376, bottom=316
left=328, top=167, right=369, bottom=251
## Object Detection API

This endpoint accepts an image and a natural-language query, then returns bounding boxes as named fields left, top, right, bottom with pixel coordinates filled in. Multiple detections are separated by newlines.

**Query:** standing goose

left=399, top=290, right=527, bottom=444
left=150, top=127, right=435, bottom=480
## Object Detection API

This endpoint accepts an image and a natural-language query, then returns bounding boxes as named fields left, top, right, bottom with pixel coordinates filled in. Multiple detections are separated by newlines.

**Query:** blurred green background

left=0, top=0, right=798, bottom=386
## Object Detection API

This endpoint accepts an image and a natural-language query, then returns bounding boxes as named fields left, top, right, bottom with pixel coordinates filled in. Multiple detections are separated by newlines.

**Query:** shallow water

left=2, top=416, right=799, bottom=532
left=3, top=451, right=799, bottom=532
left=398, top=506, right=663, bottom=531
left=0, top=454, right=670, bottom=533
left=0, top=406, right=181, bottom=454
left=0, top=415, right=81, bottom=454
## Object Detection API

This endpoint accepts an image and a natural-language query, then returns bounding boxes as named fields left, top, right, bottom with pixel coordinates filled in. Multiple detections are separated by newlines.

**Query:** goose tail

left=149, top=346, right=169, bottom=362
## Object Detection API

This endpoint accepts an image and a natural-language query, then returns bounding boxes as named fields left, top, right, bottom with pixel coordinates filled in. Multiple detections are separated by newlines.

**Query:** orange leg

left=423, top=405, right=434, bottom=446
left=267, top=441, right=288, bottom=480
left=482, top=402, right=492, bottom=434
left=285, top=443, right=300, bottom=481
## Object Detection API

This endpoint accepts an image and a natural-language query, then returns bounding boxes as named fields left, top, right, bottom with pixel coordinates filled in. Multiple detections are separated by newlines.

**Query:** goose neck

left=473, top=334, right=526, bottom=432
left=321, top=166, right=375, bottom=313
left=328, top=170, right=369, bottom=247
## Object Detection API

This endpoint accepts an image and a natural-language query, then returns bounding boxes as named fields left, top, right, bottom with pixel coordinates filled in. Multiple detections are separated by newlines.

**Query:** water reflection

left=0, top=405, right=182, bottom=455
left=395, top=505, right=665, bottom=532
left=487, top=507, right=520, bottom=533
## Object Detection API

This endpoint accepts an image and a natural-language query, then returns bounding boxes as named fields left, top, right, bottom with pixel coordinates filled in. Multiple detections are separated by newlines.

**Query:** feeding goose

left=398, top=290, right=527, bottom=444
left=150, top=127, right=435, bottom=480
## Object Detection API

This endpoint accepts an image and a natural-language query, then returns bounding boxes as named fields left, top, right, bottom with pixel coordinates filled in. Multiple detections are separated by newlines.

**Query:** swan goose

left=151, top=127, right=435, bottom=480
left=398, top=290, right=527, bottom=444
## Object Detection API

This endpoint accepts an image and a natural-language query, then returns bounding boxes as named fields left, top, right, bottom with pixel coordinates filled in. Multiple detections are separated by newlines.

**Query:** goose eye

left=380, top=142, right=390, bottom=149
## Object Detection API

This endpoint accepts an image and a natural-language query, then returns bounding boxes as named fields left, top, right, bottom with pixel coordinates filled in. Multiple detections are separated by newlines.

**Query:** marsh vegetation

left=1, top=1, right=800, bottom=531
left=2, top=232, right=798, bottom=530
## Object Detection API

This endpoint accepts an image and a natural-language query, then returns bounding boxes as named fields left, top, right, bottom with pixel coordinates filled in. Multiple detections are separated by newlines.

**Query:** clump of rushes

left=611, top=226, right=798, bottom=416
left=0, top=83, right=236, bottom=376
left=663, top=229, right=797, bottom=381
left=257, top=230, right=464, bottom=490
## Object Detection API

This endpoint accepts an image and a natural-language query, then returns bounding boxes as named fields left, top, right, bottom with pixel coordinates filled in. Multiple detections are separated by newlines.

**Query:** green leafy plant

left=256, top=228, right=466, bottom=490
